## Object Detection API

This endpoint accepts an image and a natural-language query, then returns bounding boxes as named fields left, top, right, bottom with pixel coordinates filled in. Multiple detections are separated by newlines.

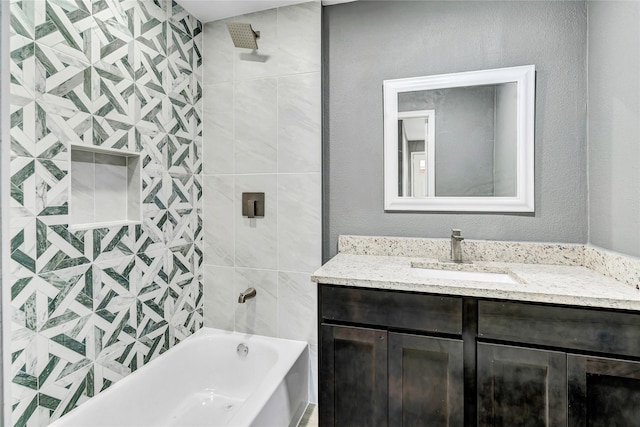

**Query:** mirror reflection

left=397, top=83, right=517, bottom=198
left=383, top=65, right=535, bottom=212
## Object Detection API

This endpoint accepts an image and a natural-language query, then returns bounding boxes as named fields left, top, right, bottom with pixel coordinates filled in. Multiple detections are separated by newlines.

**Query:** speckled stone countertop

left=311, top=236, right=640, bottom=311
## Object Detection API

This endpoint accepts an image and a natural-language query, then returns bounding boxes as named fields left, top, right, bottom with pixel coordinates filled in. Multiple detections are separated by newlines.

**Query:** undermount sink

left=411, top=266, right=519, bottom=284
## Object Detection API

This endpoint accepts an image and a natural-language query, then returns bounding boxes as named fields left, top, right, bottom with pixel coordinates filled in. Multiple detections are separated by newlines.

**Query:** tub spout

left=238, top=287, right=257, bottom=303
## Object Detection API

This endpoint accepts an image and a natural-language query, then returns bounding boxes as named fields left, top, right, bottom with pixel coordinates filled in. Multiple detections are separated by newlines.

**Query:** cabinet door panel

left=389, top=333, right=464, bottom=427
left=477, top=343, right=567, bottom=427
left=568, top=355, right=640, bottom=427
left=320, top=324, right=388, bottom=427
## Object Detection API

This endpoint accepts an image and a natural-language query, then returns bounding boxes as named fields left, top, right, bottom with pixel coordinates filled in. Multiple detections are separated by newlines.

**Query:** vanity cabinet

left=319, top=284, right=640, bottom=427
left=319, top=285, right=465, bottom=427
left=320, top=325, right=464, bottom=427
left=478, top=300, right=640, bottom=426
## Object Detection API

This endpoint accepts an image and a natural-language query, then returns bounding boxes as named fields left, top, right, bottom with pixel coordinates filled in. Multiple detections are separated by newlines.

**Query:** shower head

left=226, top=22, right=260, bottom=50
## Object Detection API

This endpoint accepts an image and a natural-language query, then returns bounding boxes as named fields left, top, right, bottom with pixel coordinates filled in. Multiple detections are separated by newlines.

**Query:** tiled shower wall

left=202, top=1, right=321, bottom=401
left=7, top=1, right=202, bottom=425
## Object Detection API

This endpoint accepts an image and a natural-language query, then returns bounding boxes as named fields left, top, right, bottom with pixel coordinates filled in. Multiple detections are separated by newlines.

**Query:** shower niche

left=69, top=144, right=142, bottom=230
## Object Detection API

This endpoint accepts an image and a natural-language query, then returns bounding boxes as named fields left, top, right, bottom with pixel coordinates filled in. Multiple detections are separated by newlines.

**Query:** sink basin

left=411, top=267, right=519, bottom=284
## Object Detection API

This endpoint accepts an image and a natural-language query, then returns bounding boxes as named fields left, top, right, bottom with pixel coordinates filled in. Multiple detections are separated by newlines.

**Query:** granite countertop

left=311, top=237, right=640, bottom=311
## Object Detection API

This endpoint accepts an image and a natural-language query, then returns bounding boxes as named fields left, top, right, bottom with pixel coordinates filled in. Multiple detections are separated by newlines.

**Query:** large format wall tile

left=234, top=78, right=277, bottom=174
left=202, top=20, right=233, bottom=85
left=203, top=175, right=234, bottom=266
left=278, top=73, right=322, bottom=173
left=278, top=1, right=321, bottom=75
left=203, top=83, right=234, bottom=174
left=278, top=173, right=322, bottom=273
left=203, top=265, right=235, bottom=330
left=277, top=271, right=317, bottom=344
left=7, top=1, right=203, bottom=425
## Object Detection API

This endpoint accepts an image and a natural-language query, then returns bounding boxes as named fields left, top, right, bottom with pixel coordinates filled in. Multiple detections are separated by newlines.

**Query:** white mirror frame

left=383, top=65, right=536, bottom=212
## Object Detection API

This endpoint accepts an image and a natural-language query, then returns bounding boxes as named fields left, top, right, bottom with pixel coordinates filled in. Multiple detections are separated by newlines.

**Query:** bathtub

left=49, top=328, right=309, bottom=427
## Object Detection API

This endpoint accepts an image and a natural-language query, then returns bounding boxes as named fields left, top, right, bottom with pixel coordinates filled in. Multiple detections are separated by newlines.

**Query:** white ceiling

left=177, top=0, right=355, bottom=23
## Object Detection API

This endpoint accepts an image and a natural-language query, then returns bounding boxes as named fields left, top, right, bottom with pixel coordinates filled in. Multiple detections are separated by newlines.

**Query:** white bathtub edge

left=49, top=328, right=309, bottom=427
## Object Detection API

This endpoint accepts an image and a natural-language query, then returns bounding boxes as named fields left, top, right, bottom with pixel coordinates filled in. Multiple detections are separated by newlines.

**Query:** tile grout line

left=275, top=6, right=281, bottom=340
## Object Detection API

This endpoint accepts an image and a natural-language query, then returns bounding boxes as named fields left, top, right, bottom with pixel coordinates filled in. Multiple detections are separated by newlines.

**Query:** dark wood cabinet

left=320, top=324, right=388, bottom=427
left=477, top=343, right=567, bottom=426
left=568, top=355, right=640, bottom=426
left=389, top=333, right=464, bottom=427
left=319, top=285, right=640, bottom=427
left=320, top=324, right=464, bottom=427
left=319, top=285, right=465, bottom=427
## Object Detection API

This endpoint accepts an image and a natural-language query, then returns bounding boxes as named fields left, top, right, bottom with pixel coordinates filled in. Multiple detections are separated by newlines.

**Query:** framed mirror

left=383, top=65, right=535, bottom=212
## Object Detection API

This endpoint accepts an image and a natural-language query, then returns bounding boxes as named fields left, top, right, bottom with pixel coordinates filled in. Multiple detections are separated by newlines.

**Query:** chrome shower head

left=226, top=22, right=260, bottom=50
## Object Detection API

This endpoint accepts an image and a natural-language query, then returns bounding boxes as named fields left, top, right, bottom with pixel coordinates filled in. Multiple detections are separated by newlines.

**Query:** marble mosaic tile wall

left=7, top=0, right=202, bottom=425
left=202, top=1, right=322, bottom=402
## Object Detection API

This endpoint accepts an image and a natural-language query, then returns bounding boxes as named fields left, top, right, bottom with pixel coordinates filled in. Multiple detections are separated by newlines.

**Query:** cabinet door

left=477, top=343, right=567, bottom=427
left=320, top=324, right=388, bottom=427
left=568, top=354, right=640, bottom=426
left=389, top=333, right=464, bottom=427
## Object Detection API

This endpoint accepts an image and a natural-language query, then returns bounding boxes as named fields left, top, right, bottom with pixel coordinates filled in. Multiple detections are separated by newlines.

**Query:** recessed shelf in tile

left=69, top=144, right=142, bottom=230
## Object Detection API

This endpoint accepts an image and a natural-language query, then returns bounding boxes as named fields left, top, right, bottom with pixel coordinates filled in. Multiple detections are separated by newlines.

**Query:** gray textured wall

left=588, top=1, right=640, bottom=257
left=323, top=1, right=588, bottom=259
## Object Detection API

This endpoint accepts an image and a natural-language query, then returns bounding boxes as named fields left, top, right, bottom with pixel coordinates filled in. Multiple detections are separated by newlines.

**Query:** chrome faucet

left=451, top=229, right=464, bottom=263
left=238, top=287, right=257, bottom=303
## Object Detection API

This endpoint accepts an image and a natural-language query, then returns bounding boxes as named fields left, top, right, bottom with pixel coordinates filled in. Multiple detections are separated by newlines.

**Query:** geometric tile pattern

left=8, top=1, right=203, bottom=425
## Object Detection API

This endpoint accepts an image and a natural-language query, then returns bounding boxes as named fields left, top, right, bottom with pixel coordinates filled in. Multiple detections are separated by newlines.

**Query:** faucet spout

left=238, top=287, right=257, bottom=303
left=451, top=229, right=464, bottom=263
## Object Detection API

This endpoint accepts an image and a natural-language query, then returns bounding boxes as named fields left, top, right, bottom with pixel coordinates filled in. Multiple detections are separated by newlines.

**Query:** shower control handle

left=242, top=193, right=265, bottom=218
left=246, top=199, right=256, bottom=218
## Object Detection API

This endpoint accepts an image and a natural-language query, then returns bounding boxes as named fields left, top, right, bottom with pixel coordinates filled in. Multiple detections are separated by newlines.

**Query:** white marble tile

left=234, top=174, right=278, bottom=270
left=203, top=83, right=234, bottom=174
left=233, top=9, right=278, bottom=81
left=203, top=265, right=235, bottom=331
left=234, top=78, right=278, bottom=174
left=203, top=21, right=233, bottom=85
left=203, top=175, right=234, bottom=266
left=277, top=271, right=317, bottom=344
left=127, top=156, right=141, bottom=222
left=278, top=1, right=321, bottom=75
left=70, top=149, right=95, bottom=225
left=277, top=73, right=321, bottom=173
left=94, top=153, right=127, bottom=223
left=278, top=173, right=322, bottom=273
left=234, top=267, right=278, bottom=337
